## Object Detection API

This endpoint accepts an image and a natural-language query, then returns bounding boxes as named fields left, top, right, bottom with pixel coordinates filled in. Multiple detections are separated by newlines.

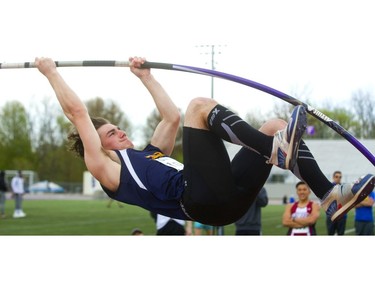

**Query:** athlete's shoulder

left=143, top=143, right=162, bottom=152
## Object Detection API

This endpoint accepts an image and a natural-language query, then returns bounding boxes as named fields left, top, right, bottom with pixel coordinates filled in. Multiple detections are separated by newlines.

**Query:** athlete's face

left=97, top=123, right=134, bottom=150
left=333, top=173, right=342, bottom=185
left=296, top=183, right=310, bottom=202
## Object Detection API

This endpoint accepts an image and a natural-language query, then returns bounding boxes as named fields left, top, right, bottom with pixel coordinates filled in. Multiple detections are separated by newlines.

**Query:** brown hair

left=67, top=117, right=110, bottom=158
left=295, top=181, right=307, bottom=189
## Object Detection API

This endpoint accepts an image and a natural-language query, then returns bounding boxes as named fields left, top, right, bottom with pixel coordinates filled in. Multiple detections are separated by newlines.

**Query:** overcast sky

left=1, top=0, right=374, bottom=142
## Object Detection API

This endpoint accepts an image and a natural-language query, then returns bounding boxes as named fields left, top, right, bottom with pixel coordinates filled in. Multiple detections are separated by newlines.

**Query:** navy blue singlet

left=102, top=144, right=189, bottom=220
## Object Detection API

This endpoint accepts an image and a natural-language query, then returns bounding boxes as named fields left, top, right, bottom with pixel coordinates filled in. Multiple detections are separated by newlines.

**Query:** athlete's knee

left=187, top=97, right=217, bottom=113
left=185, top=97, right=217, bottom=128
left=259, top=118, right=287, bottom=136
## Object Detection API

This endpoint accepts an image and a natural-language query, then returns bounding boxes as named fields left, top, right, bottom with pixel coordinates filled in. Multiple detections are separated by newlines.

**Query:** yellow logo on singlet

left=146, top=152, right=165, bottom=160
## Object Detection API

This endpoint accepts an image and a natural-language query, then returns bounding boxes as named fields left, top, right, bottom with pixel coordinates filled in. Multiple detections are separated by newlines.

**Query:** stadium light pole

left=196, top=44, right=225, bottom=99
left=196, top=44, right=226, bottom=235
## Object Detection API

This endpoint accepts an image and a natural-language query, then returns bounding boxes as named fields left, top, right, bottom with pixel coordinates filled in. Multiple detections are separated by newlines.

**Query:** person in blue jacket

left=354, top=191, right=375, bottom=235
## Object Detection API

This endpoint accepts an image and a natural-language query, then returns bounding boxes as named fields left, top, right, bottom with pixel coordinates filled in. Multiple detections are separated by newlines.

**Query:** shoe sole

left=331, top=175, right=375, bottom=222
left=285, top=106, right=307, bottom=169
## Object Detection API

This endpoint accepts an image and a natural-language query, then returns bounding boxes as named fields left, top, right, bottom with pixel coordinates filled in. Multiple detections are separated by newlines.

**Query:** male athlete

left=35, top=56, right=374, bottom=225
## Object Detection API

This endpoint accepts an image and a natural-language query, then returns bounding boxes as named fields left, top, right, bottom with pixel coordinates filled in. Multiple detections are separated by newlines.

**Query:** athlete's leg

left=184, top=97, right=306, bottom=170
left=191, top=97, right=334, bottom=201
left=183, top=97, right=217, bottom=129
left=231, top=119, right=286, bottom=203
left=181, top=127, right=237, bottom=225
left=184, top=97, right=273, bottom=158
left=180, top=124, right=274, bottom=225
left=291, top=140, right=333, bottom=199
left=183, top=98, right=374, bottom=224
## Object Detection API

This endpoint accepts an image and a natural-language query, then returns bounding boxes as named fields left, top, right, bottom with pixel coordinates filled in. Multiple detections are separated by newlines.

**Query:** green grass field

left=0, top=199, right=362, bottom=235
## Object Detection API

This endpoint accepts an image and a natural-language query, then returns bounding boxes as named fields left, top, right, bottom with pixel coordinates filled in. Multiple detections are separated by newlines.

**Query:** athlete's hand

left=129, top=56, right=151, bottom=79
left=35, top=57, right=57, bottom=77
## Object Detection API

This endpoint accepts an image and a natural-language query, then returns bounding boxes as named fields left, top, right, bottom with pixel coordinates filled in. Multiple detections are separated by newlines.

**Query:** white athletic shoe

left=18, top=210, right=26, bottom=218
left=267, top=105, right=307, bottom=170
left=321, top=174, right=375, bottom=222
left=13, top=209, right=26, bottom=218
left=13, top=210, right=21, bottom=218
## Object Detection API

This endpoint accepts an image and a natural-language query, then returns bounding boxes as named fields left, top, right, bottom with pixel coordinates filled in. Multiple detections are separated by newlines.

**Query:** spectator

left=235, top=187, right=268, bottom=235
left=354, top=190, right=375, bottom=235
left=11, top=170, right=26, bottom=218
left=282, top=195, right=288, bottom=205
left=282, top=181, right=320, bottom=235
left=326, top=171, right=347, bottom=235
left=0, top=170, right=8, bottom=218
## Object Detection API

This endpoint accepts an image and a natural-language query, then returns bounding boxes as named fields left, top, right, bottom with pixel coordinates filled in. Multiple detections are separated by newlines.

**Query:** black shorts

left=181, top=127, right=271, bottom=226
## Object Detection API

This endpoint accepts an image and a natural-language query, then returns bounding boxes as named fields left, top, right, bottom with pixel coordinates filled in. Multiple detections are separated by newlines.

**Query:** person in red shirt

left=283, top=181, right=320, bottom=235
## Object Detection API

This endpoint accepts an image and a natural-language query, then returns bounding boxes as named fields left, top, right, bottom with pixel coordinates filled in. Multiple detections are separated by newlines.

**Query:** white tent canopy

left=29, top=181, right=65, bottom=193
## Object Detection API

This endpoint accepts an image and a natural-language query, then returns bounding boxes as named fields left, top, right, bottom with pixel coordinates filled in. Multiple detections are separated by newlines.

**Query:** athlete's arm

left=130, top=57, right=180, bottom=156
left=294, top=202, right=321, bottom=226
left=282, top=204, right=304, bottom=228
left=356, top=194, right=374, bottom=207
left=35, top=57, right=121, bottom=191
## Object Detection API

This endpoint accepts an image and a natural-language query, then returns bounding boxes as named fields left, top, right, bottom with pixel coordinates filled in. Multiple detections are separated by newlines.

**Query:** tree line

left=0, top=89, right=373, bottom=186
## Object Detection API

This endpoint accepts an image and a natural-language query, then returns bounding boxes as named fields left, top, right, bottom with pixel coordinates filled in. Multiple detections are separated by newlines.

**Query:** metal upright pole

left=196, top=44, right=226, bottom=235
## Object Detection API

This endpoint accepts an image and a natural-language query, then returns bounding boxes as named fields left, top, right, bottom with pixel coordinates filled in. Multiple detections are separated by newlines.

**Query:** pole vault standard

left=1, top=59, right=374, bottom=167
